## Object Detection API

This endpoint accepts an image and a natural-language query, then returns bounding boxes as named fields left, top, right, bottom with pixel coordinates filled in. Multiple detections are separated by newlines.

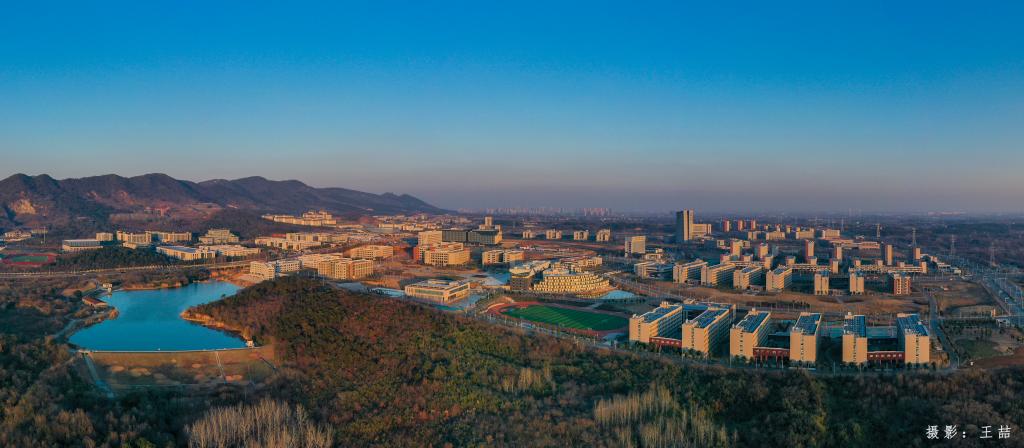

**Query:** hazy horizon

left=3, top=2, right=1023, bottom=213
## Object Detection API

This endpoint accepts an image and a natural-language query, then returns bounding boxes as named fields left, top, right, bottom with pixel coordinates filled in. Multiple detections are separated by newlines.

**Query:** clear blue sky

left=2, top=1, right=1023, bottom=213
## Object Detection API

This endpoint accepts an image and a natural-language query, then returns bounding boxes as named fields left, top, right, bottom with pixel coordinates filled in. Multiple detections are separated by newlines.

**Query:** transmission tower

left=911, top=228, right=916, bottom=247
left=949, top=235, right=956, bottom=257
left=876, top=223, right=882, bottom=239
left=989, top=242, right=997, bottom=267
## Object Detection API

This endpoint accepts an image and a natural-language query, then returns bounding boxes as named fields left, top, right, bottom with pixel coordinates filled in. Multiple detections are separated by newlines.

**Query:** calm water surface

left=70, top=281, right=245, bottom=351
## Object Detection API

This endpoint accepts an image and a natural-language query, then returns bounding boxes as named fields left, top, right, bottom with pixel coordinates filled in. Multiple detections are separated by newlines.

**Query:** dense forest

left=194, top=277, right=1024, bottom=447
left=1, top=275, right=1022, bottom=446
left=54, top=247, right=179, bottom=270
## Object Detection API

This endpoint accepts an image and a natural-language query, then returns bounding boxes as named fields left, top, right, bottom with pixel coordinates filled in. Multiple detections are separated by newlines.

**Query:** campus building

left=418, top=230, right=443, bottom=246
left=482, top=249, right=525, bottom=265
left=317, top=257, right=374, bottom=280
left=765, top=266, right=792, bottom=292
left=147, top=231, right=193, bottom=244
left=521, top=229, right=536, bottom=239
left=261, top=210, right=337, bottom=227
left=629, top=302, right=684, bottom=343
left=701, top=263, right=735, bottom=286
left=156, top=245, right=216, bottom=261
left=349, top=245, right=395, bottom=259
left=849, top=271, right=866, bottom=294
left=897, top=313, right=930, bottom=364
left=61, top=239, right=105, bottom=253
left=573, top=230, right=590, bottom=241
left=531, top=267, right=611, bottom=294
left=545, top=230, right=563, bottom=240
left=673, top=260, right=707, bottom=284
left=729, top=309, right=771, bottom=359
left=841, top=313, right=869, bottom=365
left=198, top=229, right=240, bottom=245
left=420, top=242, right=471, bottom=267
left=890, top=272, right=912, bottom=295
left=595, top=229, right=611, bottom=242
left=249, top=259, right=302, bottom=281
left=733, top=266, right=764, bottom=290
left=634, top=261, right=674, bottom=279
left=508, top=260, right=552, bottom=291
left=624, top=235, right=646, bottom=255
left=814, top=270, right=830, bottom=295
left=676, top=209, right=694, bottom=242
left=789, top=312, right=822, bottom=364
left=404, top=279, right=472, bottom=304
left=681, top=305, right=733, bottom=356
left=201, top=245, right=260, bottom=258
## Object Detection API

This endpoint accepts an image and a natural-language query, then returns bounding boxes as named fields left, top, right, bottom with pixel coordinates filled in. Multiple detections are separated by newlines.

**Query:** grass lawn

left=956, top=338, right=1002, bottom=359
left=503, top=305, right=627, bottom=331
left=7, top=255, right=52, bottom=263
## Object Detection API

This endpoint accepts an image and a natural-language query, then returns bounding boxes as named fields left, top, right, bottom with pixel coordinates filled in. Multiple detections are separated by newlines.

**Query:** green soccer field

left=502, top=305, right=627, bottom=331
left=6, top=255, right=51, bottom=263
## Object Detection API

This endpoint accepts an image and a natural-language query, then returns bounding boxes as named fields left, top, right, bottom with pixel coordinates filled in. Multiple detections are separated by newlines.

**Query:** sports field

left=502, top=305, right=627, bottom=331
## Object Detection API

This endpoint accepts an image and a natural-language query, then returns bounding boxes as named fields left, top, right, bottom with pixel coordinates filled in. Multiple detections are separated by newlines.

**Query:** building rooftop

left=843, top=314, right=867, bottom=337
left=689, top=307, right=729, bottom=329
left=897, top=314, right=929, bottom=336
left=162, top=245, right=198, bottom=253
left=637, top=303, right=683, bottom=323
left=792, top=313, right=822, bottom=335
left=735, top=311, right=770, bottom=333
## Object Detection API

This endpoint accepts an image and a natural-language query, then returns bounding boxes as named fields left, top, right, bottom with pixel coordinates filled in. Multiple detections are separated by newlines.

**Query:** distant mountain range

left=0, top=173, right=445, bottom=227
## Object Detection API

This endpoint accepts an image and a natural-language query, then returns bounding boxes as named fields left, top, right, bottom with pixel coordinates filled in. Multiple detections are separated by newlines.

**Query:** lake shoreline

left=69, top=280, right=247, bottom=351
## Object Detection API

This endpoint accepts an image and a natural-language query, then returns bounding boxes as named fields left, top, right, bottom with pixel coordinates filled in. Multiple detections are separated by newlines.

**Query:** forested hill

left=193, top=277, right=1024, bottom=447
left=0, top=173, right=445, bottom=228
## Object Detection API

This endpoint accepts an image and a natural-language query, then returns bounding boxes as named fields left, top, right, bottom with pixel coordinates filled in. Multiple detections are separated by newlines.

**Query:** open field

left=502, top=305, right=627, bottom=331
left=83, top=346, right=276, bottom=392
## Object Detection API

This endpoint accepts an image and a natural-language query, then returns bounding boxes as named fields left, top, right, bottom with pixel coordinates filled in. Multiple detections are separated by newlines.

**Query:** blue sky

left=2, top=1, right=1022, bottom=212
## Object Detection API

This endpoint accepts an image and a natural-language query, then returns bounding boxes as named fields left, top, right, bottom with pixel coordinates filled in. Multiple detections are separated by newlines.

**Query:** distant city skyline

left=3, top=3, right=1023, bottom=213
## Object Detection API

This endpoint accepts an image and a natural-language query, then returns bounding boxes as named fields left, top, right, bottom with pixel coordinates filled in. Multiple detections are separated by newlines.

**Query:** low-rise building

left=482, top=249, right=525, bottom=265
left=521, top=229, right=536, bottom=239
left=156, top=245, right=216, bottom=261
left=349, top=245, right=395, bottom=259
left=404, top=279, right=472, bottom=303
left=62, top=238, right=105, bottom=253
left=317, top=257, right=374, bottom=280
left=531, top=267, right=611, bottom=294
left=254, top=236, right=323, bottom=251
left=573, top=230, right=589, bottom=241
left=249, top=259, right=302, bottom=280
left=200, top=245, right=260, bottom=258
left=198, top=229, right=240, bottom=245
left=418, top=230, right=444, bottom=246
left=420, top=242, right=471, bottom=266
left=147, top=230, right=193, bottom=244
left=595, top=229, right=611, bottom=242
left=634, top=261, right=674, bottom=279
left=545, top=229, right=563, bottom=240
